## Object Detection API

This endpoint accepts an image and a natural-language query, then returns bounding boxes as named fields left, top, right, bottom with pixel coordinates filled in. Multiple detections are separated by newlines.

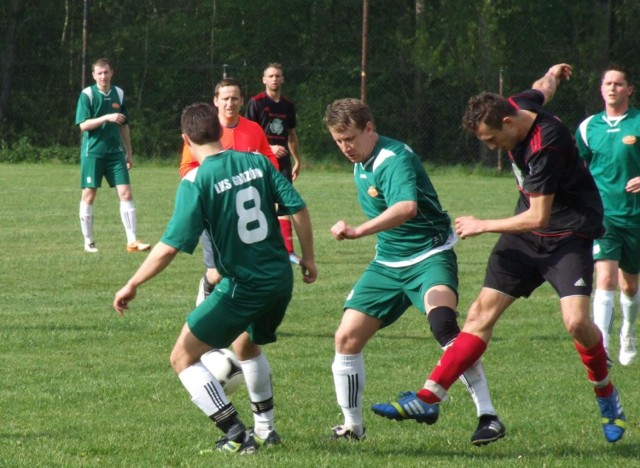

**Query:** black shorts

left=278, top=155, right=293, bottom=182
left=484, top=232, right=594, bottom=299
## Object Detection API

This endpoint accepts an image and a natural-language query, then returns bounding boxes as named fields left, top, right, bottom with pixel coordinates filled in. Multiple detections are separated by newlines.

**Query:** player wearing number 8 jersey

left=114, top=103, right=317, bottom=454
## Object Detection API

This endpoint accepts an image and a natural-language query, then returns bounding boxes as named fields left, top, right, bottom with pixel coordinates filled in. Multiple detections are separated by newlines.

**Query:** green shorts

left=344, top=249, right=458, bottom=328
left=187, top=277, right=292, bottom=348
left=80, top=153, right=130, bottom=188
left=593, top=219, right=640, bottom=274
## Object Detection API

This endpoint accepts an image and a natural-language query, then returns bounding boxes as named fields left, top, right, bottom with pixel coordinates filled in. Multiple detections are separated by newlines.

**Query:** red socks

left=574, top=339, right=613, bottom=397
left=279, top=218, right=294, bottom=253
left=417, top=332, right=487, bottom=404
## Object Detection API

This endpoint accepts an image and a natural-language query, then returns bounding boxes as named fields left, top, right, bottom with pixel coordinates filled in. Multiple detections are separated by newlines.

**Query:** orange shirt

left=179, top=116, right=279, bottom=177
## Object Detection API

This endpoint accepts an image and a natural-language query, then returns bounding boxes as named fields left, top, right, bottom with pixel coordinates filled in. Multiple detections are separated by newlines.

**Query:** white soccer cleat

left=619, top=332, right=637, bottom=366
left=84, top=242, right=99, bottom=253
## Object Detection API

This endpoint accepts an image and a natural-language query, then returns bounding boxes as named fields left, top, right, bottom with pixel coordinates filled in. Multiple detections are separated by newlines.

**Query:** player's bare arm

left=455, top=194, right=553, bottom=239
left=79, top=112, right=127, bottom=132
left=331, top=201, right=416, bottom=241
left=119, top=124, right=133, bottom=168
left=113, top=242, right=178, bottom=316
left=291, top=207, right=317, bottom=283
left=288, top=128, right=302, bottom=180
left=532, top=63, right=572, bottom=105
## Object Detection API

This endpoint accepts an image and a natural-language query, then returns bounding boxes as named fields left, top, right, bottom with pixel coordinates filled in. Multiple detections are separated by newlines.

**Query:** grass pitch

left=0, top=163, right=637, bottom=467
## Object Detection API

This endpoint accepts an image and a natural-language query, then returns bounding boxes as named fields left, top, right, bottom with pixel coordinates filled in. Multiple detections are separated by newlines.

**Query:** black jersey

left=506, top=90, right=604, bottom=239
left=246, top=92, right=297, bottom=148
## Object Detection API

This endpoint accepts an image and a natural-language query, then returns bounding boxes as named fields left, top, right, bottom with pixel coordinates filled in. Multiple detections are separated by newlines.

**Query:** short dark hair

left=181, top=103, right=222, bottom=144
left=462, top=92, right=517, bottom=132
left=601, top=65, right=633, bottom=86
left=323, top=98, right=375, bottom=132
left=92, top=57, right=113, bottom=71
left=213, top=77, right=244, bottom=98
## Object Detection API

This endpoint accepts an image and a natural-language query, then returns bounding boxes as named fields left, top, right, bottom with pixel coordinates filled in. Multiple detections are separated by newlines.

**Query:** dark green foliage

left=2, top=1, right=640, bottom=164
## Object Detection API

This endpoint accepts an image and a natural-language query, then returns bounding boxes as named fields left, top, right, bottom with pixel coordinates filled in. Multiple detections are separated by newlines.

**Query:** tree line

left=1, top=0, right=638, bottom=165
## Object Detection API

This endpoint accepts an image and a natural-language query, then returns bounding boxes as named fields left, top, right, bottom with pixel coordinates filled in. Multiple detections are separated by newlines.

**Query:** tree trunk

left=0, top=0, right=25, bottom=134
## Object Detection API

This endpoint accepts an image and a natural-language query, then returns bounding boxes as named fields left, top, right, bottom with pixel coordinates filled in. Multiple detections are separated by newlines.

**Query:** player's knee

left=334, top=327, right=365, bottom=354
left=427, top=306, right=460, bottom=347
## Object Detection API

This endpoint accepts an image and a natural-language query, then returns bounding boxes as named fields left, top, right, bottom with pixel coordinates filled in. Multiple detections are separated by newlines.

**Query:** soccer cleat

left=471, top=415, right=506, bottom=446
left=330, top=425, right=366, bottom=441
left=84, top=242, right=99, bottom=253
left=289, top=252, right=301, bottom=265
left=127, top=240, right=151, bottom=252
left=214, top=433, right=258, bottom=454
left=596, top=387, right=627, bottom=443
left=249, top=428, right=282, bottom=447
left=371, top=391, right=439, bottom=425
left=618, top=332, right=637, bottom=366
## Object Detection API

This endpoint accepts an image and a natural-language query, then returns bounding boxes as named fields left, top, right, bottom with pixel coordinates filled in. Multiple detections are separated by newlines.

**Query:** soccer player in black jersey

left=379, top=64, right=627, bottom=443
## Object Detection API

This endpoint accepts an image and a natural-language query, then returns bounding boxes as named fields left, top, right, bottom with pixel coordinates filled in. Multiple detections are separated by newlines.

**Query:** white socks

left=458, top=359, right=497, bottom=417
left=593, top=289, right=615, bottom=352
left=332, top=352, right=365, bottom=433
left=79, top=201, right=94, bottom=246
left=80, top=200, right=138, bottom=245
left=178, top=362, right=229, bottom=417
left=119, top=200, right=137, bottom=244
left=620, top=290, right=640, bottom=337
left=240, top=352, right=274, bottom=439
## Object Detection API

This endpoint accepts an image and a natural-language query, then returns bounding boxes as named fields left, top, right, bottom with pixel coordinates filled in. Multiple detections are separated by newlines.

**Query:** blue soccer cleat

left=596, top=387, right=626, bottom=443
left=371, top=391, right=439, bottom=425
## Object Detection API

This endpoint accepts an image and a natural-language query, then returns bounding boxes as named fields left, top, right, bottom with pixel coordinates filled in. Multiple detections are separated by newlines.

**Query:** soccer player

left=246, top=63, right=302, bottom=264
left=576, top=66, right=640, bottom=366
left=114, top=102, right=317, bottom=454
left=178, top=78, right=279, bottom=301
left=387, top=63, right=626, bottom=443
left=324, top=98, right=505, bottom=445
left=75, top=57, right=150, bottom=253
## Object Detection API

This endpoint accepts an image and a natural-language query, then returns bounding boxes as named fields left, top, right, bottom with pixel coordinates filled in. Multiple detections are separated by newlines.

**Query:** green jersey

left=576, top=108, right=640, bottom=227
left=161, top=149, right=306, bottom=295
left=75, top=85, right=128, bottom=158
left=355, top=135, right=453, bottom=265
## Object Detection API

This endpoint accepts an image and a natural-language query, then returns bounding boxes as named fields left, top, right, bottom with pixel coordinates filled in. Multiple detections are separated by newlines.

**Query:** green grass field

left=0, top=163, right=637, bottom=467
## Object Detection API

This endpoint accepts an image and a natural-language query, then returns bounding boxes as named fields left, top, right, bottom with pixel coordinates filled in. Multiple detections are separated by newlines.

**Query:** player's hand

left=126, top=154, right=133, bottom=170
left=114, top=283, right=137, bottom=316
left=299, top=258, right=317, bottom=284
left=626, top=176, right=640, bottom=193
left=291, top=161, right=301, bottom=181
left=455, top=216, right=485, bottom=239
left=548, top=63, right=572, bottom=81
left=106, top=113, right=128, bottom=125
left=270, top=145, right=288, bottom=158
left=331, top=220, right=357, bottom=240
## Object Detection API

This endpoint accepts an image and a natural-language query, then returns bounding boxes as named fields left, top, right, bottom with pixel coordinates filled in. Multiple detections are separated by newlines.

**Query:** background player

left=75, top=57, right=150, bottom=253
left=179, top=78, right=279, bottom=300
left=114, top=102, right=316, bottom=454
left=576, top=65, right=640, bottom=366
left=247, top=63, right=302, bottom=263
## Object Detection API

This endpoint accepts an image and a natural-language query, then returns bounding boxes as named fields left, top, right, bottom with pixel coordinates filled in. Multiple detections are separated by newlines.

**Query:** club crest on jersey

left=367, top=186, right=378, bottom=197
left=269, top=118, right=284, bottom=136
left=112, top=103, right=120, bottom=109
left=622, top=135, right=637, bottom=145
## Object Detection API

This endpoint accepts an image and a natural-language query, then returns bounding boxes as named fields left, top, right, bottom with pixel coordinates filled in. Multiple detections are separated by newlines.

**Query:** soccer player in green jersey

left=323, top=98, right=505, bottom=446
left=114, top=103, right=317, bottom=454
left=75, top=58, right=150, bottom=253
left=576, top=66, right=640, bottom=366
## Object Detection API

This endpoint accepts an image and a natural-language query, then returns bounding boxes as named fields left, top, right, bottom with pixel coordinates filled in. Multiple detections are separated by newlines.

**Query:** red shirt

left=179, top=116, right=278, bottom=177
